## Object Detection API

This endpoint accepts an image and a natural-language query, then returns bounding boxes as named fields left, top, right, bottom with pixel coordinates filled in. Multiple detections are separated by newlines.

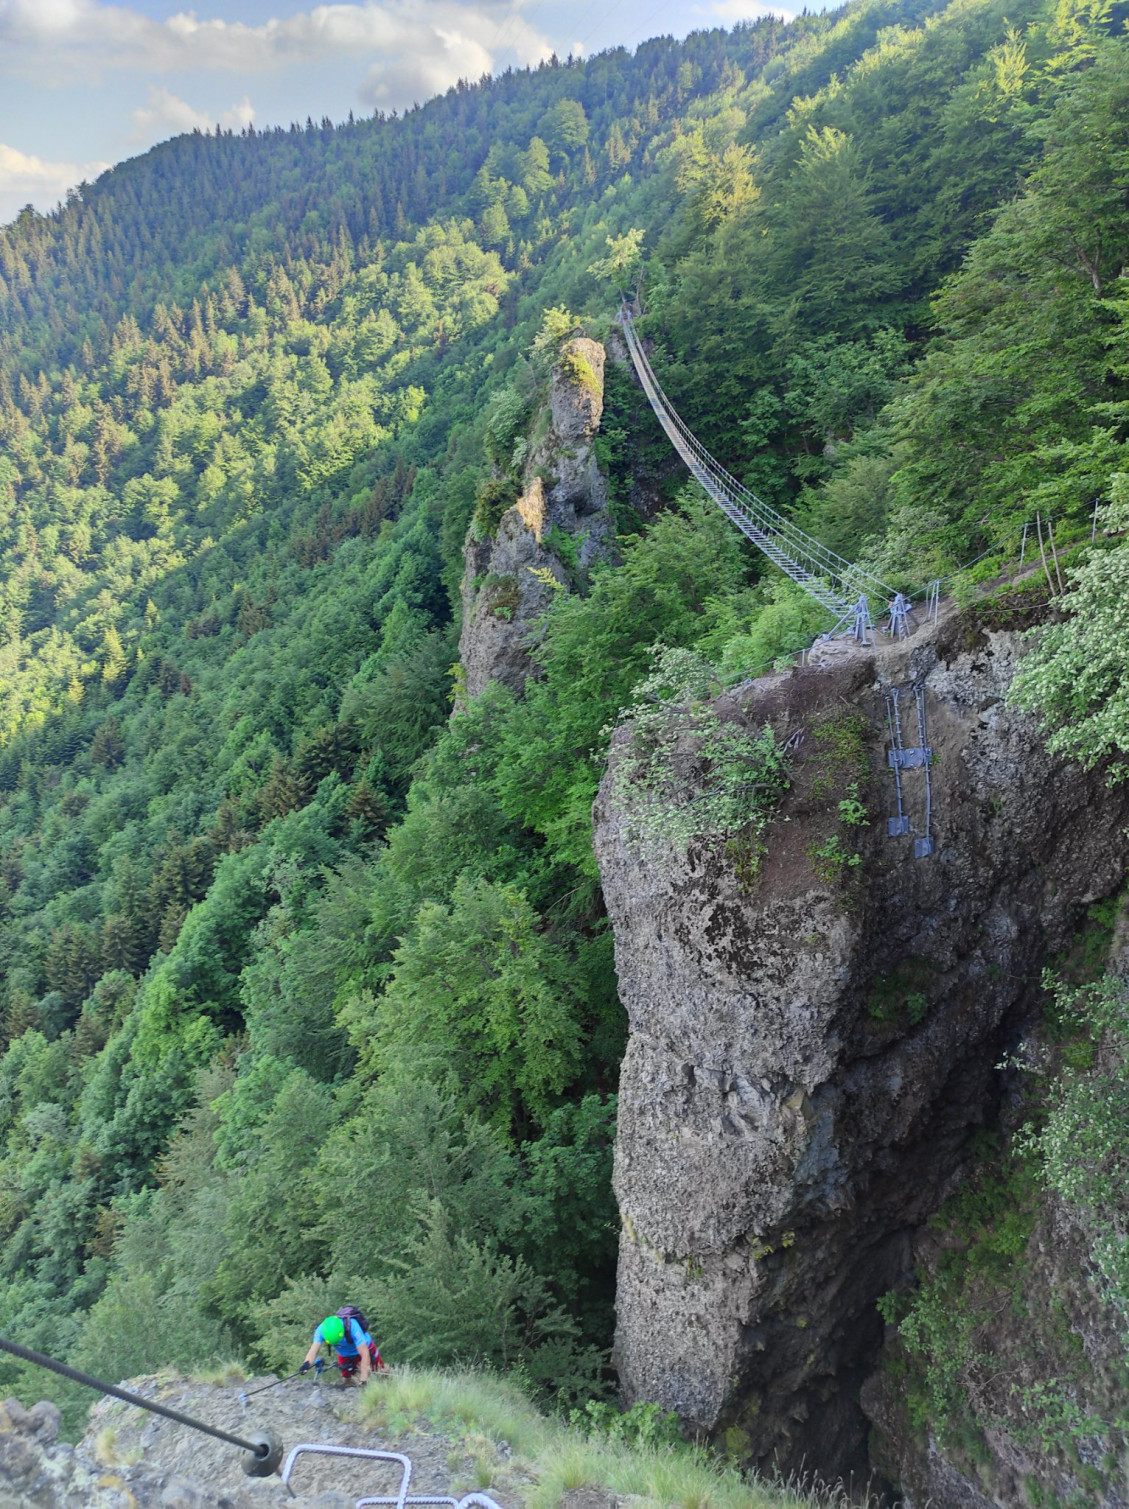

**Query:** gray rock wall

left=594, top=616, right=1129, bottom=1482
left=459, top=338, right=612, bottom=700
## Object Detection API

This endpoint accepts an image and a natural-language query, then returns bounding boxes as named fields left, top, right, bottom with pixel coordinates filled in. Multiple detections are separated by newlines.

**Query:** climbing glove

left=299, top=1361, right=311, bottom=1374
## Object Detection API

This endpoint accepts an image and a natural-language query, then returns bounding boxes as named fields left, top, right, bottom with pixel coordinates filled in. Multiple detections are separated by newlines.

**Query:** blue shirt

left=313, top=1317, right=371, bottom=1357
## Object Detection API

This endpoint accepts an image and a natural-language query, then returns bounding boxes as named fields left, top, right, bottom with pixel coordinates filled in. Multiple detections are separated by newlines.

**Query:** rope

left=0, top=1334, right=270, bottom=1460
left=619, top=303, right=1075, bottom=619
left=240, top=1367, right=307, bottom=1401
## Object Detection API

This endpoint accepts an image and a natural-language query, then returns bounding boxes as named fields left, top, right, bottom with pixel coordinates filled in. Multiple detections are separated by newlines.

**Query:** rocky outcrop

left=593, top=613, right=1129, bottom=1484
left=459, top=338, right=613, bottom=700
left=0, top=1373, right=511, bottom=1507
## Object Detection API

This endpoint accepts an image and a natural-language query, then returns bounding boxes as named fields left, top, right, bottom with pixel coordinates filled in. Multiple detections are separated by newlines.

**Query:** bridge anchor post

left=851, top=595, right=872, bottom=645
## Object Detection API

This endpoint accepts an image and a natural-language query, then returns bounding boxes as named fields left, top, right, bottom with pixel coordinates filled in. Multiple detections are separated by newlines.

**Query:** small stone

left=28, top=1399, right=60, bottom=1443
left=162, top=1478, right=223, bottom=1508
left=0, top=1398, right=35, bottom=1433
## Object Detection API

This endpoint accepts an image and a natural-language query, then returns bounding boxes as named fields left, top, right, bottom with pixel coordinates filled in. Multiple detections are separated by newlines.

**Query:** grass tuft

left=358, top=1367, right=872, bottom=1509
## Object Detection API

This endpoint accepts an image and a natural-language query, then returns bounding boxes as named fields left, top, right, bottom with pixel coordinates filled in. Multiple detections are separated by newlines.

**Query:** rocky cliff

left=459, top=338, right=613, bottom=700
left=593, top=609, right=1129, bottom=1486
left=0, top=1373, right=512, bottom=1507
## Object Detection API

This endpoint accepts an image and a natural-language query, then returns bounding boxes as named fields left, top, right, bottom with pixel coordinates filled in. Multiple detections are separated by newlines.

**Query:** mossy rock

left=559, top=348, right=601, bottom=397
left=473, top=474, right=521, bottom=538
left=481, top=573, right=522, bottom=621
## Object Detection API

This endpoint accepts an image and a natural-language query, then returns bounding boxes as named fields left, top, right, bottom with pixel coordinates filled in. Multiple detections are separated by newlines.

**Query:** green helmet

left=321, top=1315, right=345, bottom=1345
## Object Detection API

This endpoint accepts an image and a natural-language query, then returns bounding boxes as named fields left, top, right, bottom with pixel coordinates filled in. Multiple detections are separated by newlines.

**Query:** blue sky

left=0, top=0, right=798, bottom=225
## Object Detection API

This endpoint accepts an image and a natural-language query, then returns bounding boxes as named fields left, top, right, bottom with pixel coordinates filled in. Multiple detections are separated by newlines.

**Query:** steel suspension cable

left=629, top=328, right=880, bottom=592
left=619, top=304, right=898, bottom=604
left=0, top=1334, right=273, bottom=1463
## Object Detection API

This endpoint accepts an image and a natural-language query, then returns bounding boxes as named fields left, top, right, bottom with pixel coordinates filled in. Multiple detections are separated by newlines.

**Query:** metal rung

left=887, top=816, right=910, bottom=836
left=283, top=1446, right=414, bottom=1507
left=914, top=837, right=934, bottom=859
left=281, top=1443, right=507, bottom=1509
left=888, top=747, right=932, bottom=769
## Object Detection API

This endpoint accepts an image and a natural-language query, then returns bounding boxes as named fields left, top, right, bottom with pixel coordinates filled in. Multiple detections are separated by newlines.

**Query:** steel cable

left=619, top=307, right=898, bottom=608
left=0, top=1334, right=271, bottom=1461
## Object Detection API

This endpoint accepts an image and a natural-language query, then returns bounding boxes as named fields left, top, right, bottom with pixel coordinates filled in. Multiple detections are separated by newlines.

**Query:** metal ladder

left=884, top=683, right=934, bottom=858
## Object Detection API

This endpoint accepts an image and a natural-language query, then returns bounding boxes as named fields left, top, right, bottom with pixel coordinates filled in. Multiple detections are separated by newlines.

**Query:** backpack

left=336, top=1304, right=370, bottom=1342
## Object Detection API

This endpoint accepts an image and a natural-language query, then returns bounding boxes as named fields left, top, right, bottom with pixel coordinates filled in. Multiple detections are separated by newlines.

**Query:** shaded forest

left=0, top=0, right=1126, bottom=1448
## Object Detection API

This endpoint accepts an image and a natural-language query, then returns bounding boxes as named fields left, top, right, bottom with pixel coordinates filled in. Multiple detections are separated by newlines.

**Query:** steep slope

left=0, top=0, right=1122, bottom=1470
left=594, top=601, right=1129, bottom=1482
left=0, top=1367, right=854, bottom=1509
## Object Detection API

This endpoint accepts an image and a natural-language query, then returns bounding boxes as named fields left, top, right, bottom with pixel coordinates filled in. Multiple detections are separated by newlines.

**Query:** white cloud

left=0, top=141, right=109, bottom=224
left=0, top=1, right=560, bottom=195
left=0, top=0, right=552, bottom=80
left=360, top=27, right=494, bottom=104
left=705, top=0, right=793, bottom=20
left=130, top=86, right=255, bottom=141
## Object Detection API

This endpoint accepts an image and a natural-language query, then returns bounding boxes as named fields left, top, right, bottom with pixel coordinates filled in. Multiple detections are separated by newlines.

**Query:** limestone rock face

left=594, top=616, right=1129, bottom=1482
left=459, top=338, right=613, bottom=700
left=550, top=338, right=605, bottom=442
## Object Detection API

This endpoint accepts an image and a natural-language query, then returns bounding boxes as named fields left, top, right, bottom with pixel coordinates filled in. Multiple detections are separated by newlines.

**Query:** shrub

left=614, top=647, right=791, bottom=862
left=473, top=476, right=522, bottom=538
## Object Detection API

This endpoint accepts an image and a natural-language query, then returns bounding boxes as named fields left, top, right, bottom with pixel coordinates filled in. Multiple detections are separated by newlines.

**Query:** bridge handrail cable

left=619, top=306, right=897, bottom=611
left=621, top=310, right=866, bottom=580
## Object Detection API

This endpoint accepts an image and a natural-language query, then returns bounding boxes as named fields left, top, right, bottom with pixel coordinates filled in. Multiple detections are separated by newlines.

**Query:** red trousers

left=334, top=1342, right=382, bottom=1378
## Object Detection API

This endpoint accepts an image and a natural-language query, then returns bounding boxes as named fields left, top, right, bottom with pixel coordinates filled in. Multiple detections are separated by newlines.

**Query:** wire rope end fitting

left=242, top=1429, right=284, bottom=1477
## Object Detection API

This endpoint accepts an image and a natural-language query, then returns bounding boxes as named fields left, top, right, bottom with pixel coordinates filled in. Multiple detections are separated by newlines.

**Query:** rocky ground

left=0, top=1373, right=520, bottom=1509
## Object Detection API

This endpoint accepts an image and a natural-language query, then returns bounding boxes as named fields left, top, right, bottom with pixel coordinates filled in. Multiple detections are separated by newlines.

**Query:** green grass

left=357, top=1367, right=874, bottom=1509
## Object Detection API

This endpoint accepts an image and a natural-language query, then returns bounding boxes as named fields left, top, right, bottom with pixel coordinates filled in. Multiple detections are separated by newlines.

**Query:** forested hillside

left=0, top=0, right=1126, bottom=1452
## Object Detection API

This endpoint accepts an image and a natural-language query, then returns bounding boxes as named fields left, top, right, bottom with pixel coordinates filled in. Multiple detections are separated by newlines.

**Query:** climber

left=300, top=1308, right=383, bottom=1384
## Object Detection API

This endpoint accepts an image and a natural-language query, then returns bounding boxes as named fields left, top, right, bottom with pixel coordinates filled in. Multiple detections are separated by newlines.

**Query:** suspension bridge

left=618, top=303, right=916, bottom=642
left=618, top=303, right=936, bottom=856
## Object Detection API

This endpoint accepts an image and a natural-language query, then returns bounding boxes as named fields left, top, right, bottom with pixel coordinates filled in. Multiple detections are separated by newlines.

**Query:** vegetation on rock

left=0, top=0, right=1127, bottom=1490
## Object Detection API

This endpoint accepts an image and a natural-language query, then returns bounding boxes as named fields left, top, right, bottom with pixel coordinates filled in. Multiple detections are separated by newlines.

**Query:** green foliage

left=352, top=1367, right=836, bottom=1509
left=531, top=307, right=581, bottom=366
left=1025, top=974, right=1129, bottom=1333
left=881, top=970, right=1129, bottom=1492
left=572, top=1398, right=684, bottom=1448
left=877, top=37, right=1129, bottom=569
left=356, top=876, right=586, bottom=1136
left=587, top=229, right=646, bottom=288
left=0, top=0, right=1123, bottom=1435
left=539, top=99, right=590, bottom=159
left=484, top=377, right=538, bottom=470
left=808, top=833, right=862, bottom=882
left=371, top=1202, right=605, bottom=1408
left=613, top=646, right=791, bottom=858
left=474, top=476, right=523, bottom=539
left=837, top=784, right=869, bottom=827
left=1010, top=485, right=1129, bottom=779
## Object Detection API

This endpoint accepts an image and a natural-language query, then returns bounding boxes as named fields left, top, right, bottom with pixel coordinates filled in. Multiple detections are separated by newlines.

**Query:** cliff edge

left=594, top=609, right=1129, bottom=1484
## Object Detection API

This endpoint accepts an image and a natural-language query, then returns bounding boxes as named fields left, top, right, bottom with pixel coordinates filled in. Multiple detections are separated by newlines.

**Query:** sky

left=0, top=0, right=799, bottom=227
